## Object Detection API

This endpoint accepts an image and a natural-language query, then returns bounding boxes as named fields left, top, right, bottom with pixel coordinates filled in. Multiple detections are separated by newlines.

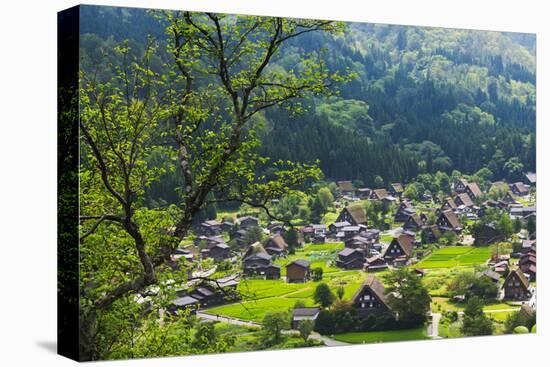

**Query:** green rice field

left=416, top=246, right=491, bottom=268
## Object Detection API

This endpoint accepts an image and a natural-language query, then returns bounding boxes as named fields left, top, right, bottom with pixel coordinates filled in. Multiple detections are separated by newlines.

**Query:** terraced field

left=416, top=246, right=491, bottom=269
left=208, top=269, right=371, bottom=322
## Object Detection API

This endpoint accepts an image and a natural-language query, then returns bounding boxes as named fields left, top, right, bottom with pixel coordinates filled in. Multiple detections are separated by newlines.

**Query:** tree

left=313, top=310, right=335, bottom=335
left=309, top=195, right=326, bottom=223
left=503, top=157, right=524, bottom=181
left=504, top=308, right=536, bottom=333
left=317, top=187, right=335, bottom=210
left=384, top=268, right=431, bottom=324
left=243, top=225, right=264, bottom=246
left=336, top=286, right=345, bottom=300
left=79, top=11, right=350, bottom=360
left=262, top=312, right=290, bottom=344
left=513, top=217, right=523, bottom=234
left=527, top=215, right=536, bottom=234
left=284, top=228, right=299, bottom=251
left=497, top=214, right=514, bottom=239
left=460, top=296, right=494, bottom=336
left=403, top=183, right=419, bottom=201
left=313, top=283, right=335, bottom=308
left=311, top=267, right=324, bottom=281
left=447, top=271, right=498, bottom=302
left=297, top=320, right=314, bottom=343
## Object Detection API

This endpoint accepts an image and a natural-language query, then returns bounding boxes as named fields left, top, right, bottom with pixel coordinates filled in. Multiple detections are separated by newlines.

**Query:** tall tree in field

left=384, top=268, right=431, bottom=324
left=78, top=11, right=350, bottom=360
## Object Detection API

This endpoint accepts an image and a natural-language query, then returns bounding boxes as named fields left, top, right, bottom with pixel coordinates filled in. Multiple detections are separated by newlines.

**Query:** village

left=160, top=172, right=537, bottom=347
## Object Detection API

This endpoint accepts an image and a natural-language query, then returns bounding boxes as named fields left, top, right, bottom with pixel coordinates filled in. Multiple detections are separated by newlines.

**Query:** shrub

left=311, top=267, right=324, bottom=281
left=313, top=283, right=334, bottom=308
left=314, top=310, right=335, bottom=335
left=513, top=326, right=529, bottom=334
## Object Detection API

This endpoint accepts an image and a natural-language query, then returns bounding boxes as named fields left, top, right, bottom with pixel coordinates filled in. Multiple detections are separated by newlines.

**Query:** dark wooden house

left=264, top=234, right=289, bottom=257
left=292, top=307, right=321, bottom=329
left=454, top=193, right=474, bottom=208
left=383, top=235, right=414, bottom=262
left=389, top=183, right=404, bottom=197
left=286, top=259, right=311, bottom=283
left=370, top=188, right=389, bottom=201
left=337, top=180, right=355, bottom=196
left=205, top=243, right=231, bottom=261
left=510, top=182, right=529, bottom=196
left=355, top=188, right=372, bottom=199
left=466, top=182, right=482, bottom=201
left=344, top=235, right=371, bottom=251
left=198, top=219, right=222, bottom=236
left=364, top=256, right=389, bottom=272
left=441, top=197, right=458, bottom=211
left=474, top=223, right=505, bottom=245
left=403, top=213, right=424, bottom=230
left=351, top=275, right=393, bottom=317
left=335, top=206, right=367, bottom=226
left=394, top=201, right=415, bottom=223
left=436, top=209, right=461, bottom=232
left=502, top=269, right=531, bottom=301
left=238, top=216, right=260, bottom=229
left=169, top=296, right=200, bottom=315
left=454, top=178, right=469, bottom=194
left=336, top=248, right=365, bottom=269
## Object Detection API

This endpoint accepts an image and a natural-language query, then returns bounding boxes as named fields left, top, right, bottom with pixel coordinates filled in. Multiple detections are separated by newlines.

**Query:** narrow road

left=428, top=313, right=442, bottom=338
left=196, top=311, right=261, bottom=328
left=310, top=332, right=349, bottom=346
left=196, top=311, right=349, bottom=346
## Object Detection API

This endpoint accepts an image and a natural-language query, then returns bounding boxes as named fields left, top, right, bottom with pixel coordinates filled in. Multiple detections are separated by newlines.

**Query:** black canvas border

left=57, top=5, right=80, bottom=361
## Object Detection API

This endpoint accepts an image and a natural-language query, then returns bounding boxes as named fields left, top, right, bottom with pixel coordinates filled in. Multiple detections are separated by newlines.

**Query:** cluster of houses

left=472, top=235, right=537, bottom=303
left=168, top=276, right=239, bottom=315
left=168, top=172, right=536, bottom=315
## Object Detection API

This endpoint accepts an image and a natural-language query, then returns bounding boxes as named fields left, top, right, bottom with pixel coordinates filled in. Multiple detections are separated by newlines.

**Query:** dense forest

left=79, top=6, right=536, bottom=199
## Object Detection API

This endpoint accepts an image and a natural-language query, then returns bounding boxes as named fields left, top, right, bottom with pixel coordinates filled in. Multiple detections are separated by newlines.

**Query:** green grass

left=487, top=310, right=517, bottom=322
left=333, top=326, right=428, bottom=344
left=431, top=297, right=520, bottom=313
left=208, top=297, right=313, bottom=322
left=416, top=246, right=491, bottom=268
left=439, top=321, right=462, bottom=338
left=209, top=270, right=369, bottom=322
left=321, top=211, right=338, bottom=224
left=274, top=242, right=344, bottom=275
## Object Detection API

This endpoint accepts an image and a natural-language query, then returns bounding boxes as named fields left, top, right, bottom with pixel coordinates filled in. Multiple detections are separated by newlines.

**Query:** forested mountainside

left=79, top=6, right=535, bottom=195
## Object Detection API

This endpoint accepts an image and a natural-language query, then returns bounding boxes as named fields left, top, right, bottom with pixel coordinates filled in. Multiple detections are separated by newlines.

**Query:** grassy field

left=214, top=321, right=322, bottom=352
left=430, top=297, right=519, bottom=313
left=208, top=270, right=370, bottom=322
left=274, top=242, right=344, bottom=275
left=380, top=233, right=394, bottom=243
left=333, top=326, right=428, bottom=344
left=416, top=246, right=491, bottom=268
